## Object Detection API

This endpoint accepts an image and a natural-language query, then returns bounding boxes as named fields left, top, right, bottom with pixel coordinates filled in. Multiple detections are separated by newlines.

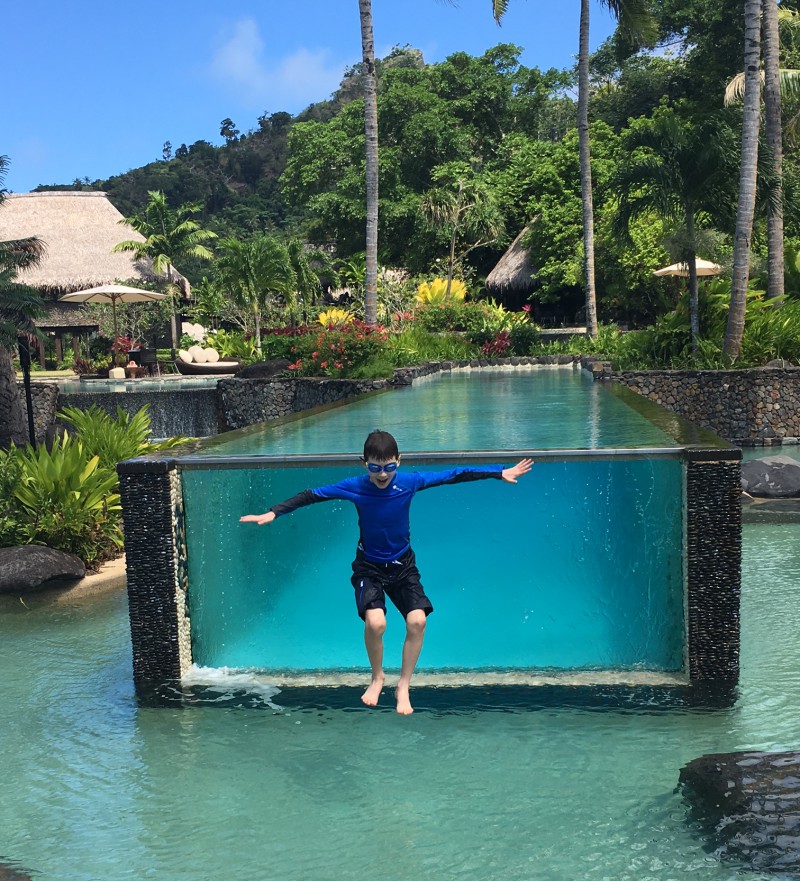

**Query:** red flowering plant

left=287, top=321, right=390, bottom=377
left=480, top=330, right=512, bottom=357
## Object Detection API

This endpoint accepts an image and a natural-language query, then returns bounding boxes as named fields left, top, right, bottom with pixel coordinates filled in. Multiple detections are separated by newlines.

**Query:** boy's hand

left=240, top=512, right=276, bottom=525
left=501, top=458, right=534, bottom=484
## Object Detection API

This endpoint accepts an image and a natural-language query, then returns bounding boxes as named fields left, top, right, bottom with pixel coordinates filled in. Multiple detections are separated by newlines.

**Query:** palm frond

left=491, top=0, right=509, bottom=24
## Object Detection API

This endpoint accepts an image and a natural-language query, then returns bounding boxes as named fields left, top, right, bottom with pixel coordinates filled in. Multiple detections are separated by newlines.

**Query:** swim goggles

left=366, top=462, right=399, bottom=473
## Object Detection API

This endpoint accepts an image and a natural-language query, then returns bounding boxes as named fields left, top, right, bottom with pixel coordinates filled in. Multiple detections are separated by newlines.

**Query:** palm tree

left=421, top=167, right=505, bottom=297
left=358, top=0, right=379, bottom=326
left=725, top=0, right=793, bottom=300
left=725, top=0, right=763, bottom=360
left=762, top=0, right=783, bottom=300
left=113, top=191, right=217, bottom=353
left=0, top=157, right=45, bottom=448
left=612, top=111, right=734, bottom=351
left=492, top=0, right=655, bottom=338
left=286, top=240, right=338, bottom=327
left=215, top=236, right=296, bottom=357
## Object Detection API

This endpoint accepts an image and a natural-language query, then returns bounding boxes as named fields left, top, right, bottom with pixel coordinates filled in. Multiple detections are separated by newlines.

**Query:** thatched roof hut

left=0, top=191, right=189, bottom=295
left=485, top=224, right=536, bottom=308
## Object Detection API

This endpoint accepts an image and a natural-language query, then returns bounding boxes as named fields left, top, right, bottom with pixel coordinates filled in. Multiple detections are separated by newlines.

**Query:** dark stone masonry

left=606, top=366, right=800, bottom=446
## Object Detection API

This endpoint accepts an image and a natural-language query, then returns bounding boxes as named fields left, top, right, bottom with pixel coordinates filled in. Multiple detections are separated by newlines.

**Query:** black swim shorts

left=350, top=547, right=434, bottom=620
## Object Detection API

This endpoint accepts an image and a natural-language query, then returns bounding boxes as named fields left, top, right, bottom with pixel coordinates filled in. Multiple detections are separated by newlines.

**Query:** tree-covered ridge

left=27, top=0, right=800, bottom=331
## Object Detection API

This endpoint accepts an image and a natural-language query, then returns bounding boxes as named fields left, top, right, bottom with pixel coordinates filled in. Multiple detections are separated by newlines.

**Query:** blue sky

left=2, top=1, right=616, bottom=194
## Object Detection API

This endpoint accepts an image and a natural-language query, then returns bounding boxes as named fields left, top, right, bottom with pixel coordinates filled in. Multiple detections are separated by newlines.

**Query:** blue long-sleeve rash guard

left=269, top=465, right=504, bottom=563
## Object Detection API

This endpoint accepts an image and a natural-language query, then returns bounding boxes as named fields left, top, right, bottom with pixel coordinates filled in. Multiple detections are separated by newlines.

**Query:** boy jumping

left=240, top=430, right=533, bottom=714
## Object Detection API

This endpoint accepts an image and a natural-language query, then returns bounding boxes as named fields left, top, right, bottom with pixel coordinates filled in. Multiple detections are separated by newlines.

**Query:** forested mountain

left=31, top=1, right=800, bottom=325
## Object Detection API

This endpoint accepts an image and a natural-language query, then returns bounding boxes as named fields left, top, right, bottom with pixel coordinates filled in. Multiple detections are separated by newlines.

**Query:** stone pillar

left=118, top=461, right=192, bottom=689
left=685, top=454, right=742, bottom=682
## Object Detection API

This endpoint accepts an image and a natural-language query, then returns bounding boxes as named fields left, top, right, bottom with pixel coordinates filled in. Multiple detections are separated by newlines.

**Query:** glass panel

left=182, top=457, right=684, bottom=672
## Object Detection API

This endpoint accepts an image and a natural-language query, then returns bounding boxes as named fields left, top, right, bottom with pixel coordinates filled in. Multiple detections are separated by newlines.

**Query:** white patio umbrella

left=653, top=258, right=723, bottom=277
left=59, top=284, right=167, bottom=364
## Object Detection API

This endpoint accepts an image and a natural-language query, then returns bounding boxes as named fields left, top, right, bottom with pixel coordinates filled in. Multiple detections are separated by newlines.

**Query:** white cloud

left=209, top=18, right=347, bottom=110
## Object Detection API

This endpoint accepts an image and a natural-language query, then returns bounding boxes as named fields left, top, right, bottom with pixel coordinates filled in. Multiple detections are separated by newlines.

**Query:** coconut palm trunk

left=762, top=0, right=784, bottom=299
left=725, top=0, right=763, bottom=359
left=578, top=0, right=599, bottom=337
left=358, top=0, right=379, bottom=327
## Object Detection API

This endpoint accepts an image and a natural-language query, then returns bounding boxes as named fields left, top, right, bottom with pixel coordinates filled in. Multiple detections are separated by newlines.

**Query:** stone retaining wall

left=16, top=382, right=58, bottom=443
left=605, top=367, right=800, bottom=446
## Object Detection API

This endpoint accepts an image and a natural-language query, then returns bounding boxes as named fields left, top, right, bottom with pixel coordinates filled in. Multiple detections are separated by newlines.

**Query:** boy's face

left=363, top=457, right=400, bottom=490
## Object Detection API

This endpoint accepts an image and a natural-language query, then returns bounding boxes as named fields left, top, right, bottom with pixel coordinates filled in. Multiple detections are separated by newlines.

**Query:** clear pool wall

left=118, top=367, right=741, bottom=700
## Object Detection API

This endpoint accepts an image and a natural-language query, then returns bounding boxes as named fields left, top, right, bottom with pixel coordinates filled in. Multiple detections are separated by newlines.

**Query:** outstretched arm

left=501, top=458, right=534, bottom=484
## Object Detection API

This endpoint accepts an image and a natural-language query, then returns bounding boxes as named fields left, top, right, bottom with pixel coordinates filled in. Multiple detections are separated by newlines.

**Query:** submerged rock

left=741, top=455, right=800, bottom=497
left=0, top=546, right=85, bottom=593
left=0, top=861, right=34, bottom=880
left=680, top=750, right=800, bottom=874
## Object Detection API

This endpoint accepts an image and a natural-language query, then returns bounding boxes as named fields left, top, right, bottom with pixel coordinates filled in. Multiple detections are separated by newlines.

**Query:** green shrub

left=288, top=322, right=390, bottom=377
left=414, top=301, right=488, bottom=333
left=59, top=405, right=154, bottom=469
left=6, top=436, right=123, bottom=567
left=0, top=453, right=24, bottom=547
left=388, top=327, right=479, bottom=365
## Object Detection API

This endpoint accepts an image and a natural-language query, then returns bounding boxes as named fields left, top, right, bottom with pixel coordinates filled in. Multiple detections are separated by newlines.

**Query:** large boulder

left=680, top=750, right=800, bottom=873
left=0, top=546, right=85, bottom=593
left=741, top=455, right=800, bottom=498
left=235, top=358, right=292, bottom=380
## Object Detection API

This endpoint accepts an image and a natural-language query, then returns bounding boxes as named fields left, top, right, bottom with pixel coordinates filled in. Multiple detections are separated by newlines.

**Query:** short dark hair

left=363, top=430, right=399, bottom=461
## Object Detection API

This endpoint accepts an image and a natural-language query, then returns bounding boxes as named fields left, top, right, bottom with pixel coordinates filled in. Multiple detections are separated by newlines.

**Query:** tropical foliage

left=0, top=405, right=191, bottom=567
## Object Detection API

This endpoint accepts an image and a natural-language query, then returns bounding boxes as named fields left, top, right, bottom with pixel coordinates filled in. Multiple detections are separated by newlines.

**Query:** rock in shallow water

left=0, top=546, right=85, bottom=593
left=680, top=750, right=800, bottom=874
left=741, top=456, right=800, bottom=497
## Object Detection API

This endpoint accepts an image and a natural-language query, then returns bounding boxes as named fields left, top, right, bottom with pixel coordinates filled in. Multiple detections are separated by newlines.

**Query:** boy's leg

left=362, top=608, right=386, bottom=706
left=396, top=609, right=426, bottom=715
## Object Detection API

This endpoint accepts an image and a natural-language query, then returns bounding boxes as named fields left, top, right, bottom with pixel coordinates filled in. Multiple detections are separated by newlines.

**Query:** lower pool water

left=1, top=518, right=797, bottom=881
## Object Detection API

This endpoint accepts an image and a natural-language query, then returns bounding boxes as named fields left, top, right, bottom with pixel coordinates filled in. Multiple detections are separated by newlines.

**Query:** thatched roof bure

left=485, top=225, right=537, bottom=293
left=0, top=191, right=188, bottom=293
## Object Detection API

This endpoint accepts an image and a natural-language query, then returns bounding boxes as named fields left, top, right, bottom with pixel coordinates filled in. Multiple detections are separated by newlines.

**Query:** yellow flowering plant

left=317, top=308, right=355, bottom=327
left=416, top=278, right=467, bottom=305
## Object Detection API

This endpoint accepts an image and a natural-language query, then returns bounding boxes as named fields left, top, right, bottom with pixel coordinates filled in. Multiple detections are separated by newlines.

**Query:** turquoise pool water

left=0, top=518, right=795, bottom=881
left=177, top=369, right=690, bottom=674
left=183, top=458, right=685, bottom=672
left=194, top=368, right=681, bottom=456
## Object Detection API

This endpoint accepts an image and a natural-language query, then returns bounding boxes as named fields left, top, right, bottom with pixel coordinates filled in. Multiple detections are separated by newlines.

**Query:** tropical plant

left=288, top=321, right=388, bottom=376
left=286, top=239, right=337, bottom=328
left=421, top=164, right=505, bottom=297
left=492, top=0, right=656, bottom=338
left=204, top=328, right=258, bottom=361
left=3, top=435, right=123, bottom=566
left=611, top=107, right=736, bottom=350
left=215, top=235, right=296, bottom=357
left=416, top=278, right=468, bottom=305
left=113, top=191, right=217, bottom=351
left=318, top=307, right=355, bottom=327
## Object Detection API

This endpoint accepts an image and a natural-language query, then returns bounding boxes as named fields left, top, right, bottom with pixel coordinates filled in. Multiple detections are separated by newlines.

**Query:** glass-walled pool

left=118, top=366, right=741, bottom=691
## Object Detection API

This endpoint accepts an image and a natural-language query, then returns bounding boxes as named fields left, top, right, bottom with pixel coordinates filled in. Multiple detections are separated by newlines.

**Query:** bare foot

left=395, top=683, right=414, bottom=715
left=361, top=675, right=385, bottom=707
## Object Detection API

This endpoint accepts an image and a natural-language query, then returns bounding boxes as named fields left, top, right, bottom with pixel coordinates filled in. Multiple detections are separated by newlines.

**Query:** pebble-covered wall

left=609, top=368, right=800, bottom=445
left=15, top=382, right=58, bottom=443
